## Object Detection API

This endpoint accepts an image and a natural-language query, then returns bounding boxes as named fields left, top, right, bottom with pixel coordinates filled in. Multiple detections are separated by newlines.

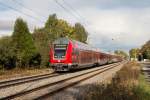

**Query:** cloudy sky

left=0, top=0, right=150, bottom=52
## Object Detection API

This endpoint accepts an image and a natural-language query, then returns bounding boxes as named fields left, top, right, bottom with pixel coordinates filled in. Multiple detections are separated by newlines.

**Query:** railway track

left=0, top=61, right=125, bottom=100
left=141, top=62, right=150, bottom=83
left=0, top=72, right=61, bottom=89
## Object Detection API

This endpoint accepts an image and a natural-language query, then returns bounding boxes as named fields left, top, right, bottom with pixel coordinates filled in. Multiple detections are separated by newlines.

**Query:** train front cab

left=50, top=38, right=73, bottom=71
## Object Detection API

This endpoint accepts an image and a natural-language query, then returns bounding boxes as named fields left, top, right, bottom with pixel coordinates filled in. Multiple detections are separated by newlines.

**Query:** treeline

left=140, top=40, right=150, bottom=59
left=114, top=50, right=128, bottom=59
left=129, top=40, right=150, bottom=60
left=0, top=14, right=88, bottom=69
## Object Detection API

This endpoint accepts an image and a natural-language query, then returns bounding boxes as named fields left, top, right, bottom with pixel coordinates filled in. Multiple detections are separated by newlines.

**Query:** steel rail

left=0, top=72, right=62, bottom=89
left=0, top=62, right=124, bottom=100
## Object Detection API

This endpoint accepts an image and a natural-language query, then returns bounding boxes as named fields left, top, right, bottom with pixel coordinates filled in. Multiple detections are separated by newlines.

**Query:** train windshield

left=54, top=44, right=67, bottom=59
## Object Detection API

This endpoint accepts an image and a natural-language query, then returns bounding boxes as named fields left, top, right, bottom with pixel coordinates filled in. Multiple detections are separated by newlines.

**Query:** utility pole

left=134, top=51, right=137, bottom=61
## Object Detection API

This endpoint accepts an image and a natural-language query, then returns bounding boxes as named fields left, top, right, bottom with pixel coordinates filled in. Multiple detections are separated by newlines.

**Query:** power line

left=12, top=0, right=46, bottom=20
left=53, top=0, right=87, bottom=26
left=54, top=0, right=96, bottom=44
left=0, top=1, right=44, bottom=23
left=62, top=0, right=99, bottom=41
left=62, top=0, right=90, bottom=25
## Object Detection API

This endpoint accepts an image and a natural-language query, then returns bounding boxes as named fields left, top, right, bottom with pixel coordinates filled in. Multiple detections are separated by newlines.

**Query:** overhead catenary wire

left=61, top=0, right=98, bottom=44
left=11, top=0, right=46, bottom=20
left=61, top=0, right=94, bottom=34
left=53, top=0, right=88, bottom=26
left=51, top=0, right=95, bottom=45
left=0, top=1, right=44, bottom=23
left=2, top=0, right=89, bottom=29
left=0, top=0, right=95, bottom=44
left=59, top=0, right=96, bottom=32
left=62, top=0, right=90, bottom=25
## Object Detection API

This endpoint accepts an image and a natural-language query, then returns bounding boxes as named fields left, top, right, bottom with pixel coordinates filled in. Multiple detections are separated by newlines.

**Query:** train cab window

left=54, top=44, right=67, bottom=59
left=54, top=49, right=66, bottom=58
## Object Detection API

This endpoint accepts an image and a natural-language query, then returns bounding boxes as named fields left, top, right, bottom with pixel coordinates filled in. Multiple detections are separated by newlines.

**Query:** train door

left=72, top=48, right=78, bottom=65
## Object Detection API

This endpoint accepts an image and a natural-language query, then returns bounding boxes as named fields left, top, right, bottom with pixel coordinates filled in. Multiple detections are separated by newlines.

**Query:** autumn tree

left=129, top=48, right=140, bottom=60
left=33, top=14, right=88, bottom=66
left=45, top=14, right=74, bottom=39
left=0, top=14, right=89, bottom=69
left=55, top=19, right=74, bottom=38
left=73, top=23, right=88, bottom=43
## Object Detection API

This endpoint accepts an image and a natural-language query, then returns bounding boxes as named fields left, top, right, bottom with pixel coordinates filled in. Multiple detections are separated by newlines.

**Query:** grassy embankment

left=78, top=62, right=150, bottom=100
left=0, top=68, right=52, bottom=80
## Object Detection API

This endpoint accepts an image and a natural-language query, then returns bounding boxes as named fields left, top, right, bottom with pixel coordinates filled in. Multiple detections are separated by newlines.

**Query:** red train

left=50, top=37, right=122, bottom=71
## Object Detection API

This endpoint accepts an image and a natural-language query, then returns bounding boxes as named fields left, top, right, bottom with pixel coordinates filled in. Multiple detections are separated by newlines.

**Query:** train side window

left=72, top=48, right=75, bottom=55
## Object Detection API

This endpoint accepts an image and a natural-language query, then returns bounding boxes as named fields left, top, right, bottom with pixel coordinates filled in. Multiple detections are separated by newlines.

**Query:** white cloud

left=0, top=30, right=12, bottom=36
left=80, top=7, right=150, bottom=51
left=0, top=0, right=150, bottom=52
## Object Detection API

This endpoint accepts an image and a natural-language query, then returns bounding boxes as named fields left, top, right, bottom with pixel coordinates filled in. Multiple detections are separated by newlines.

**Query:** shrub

left=76, top=62, right=150, bottom=100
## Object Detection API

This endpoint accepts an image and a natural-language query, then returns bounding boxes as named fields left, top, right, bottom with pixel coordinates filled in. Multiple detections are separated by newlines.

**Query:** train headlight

left=68, top=63, right=72, bottom=66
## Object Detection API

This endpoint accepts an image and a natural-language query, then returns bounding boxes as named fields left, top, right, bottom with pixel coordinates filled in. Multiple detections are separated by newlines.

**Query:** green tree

left=0, top=36, right=15, bottom=69
left=45, top=14, right=74, bottom=39
left=140, top=40, right=150, bottom=59
left=33, top=14, right=88, bottom=67
left=12, top=18, right=37, bottom=68
left=33, top=28, right=50, bottom=67
left=33, top=14, right=59, bottom=67
left=44, top=14, right=88, bottom=42
left=44, top=14, right=59, bottom=40
left=45, top=14, right=58, bottom=29
left=129, top=48, right=139, bottom=60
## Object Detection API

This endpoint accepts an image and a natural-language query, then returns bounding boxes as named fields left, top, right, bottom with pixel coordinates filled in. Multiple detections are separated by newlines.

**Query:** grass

left=132, top=75, right=150, bottom=100
left=0, top=67, right=53, bottom=80
left=75, top=61, right=150, bottom=100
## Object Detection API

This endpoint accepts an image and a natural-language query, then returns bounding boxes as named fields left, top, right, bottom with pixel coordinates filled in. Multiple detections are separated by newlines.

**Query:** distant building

left=130, top=58, right=138, bottom=61
left=144, top=59, right=150, bottom=62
